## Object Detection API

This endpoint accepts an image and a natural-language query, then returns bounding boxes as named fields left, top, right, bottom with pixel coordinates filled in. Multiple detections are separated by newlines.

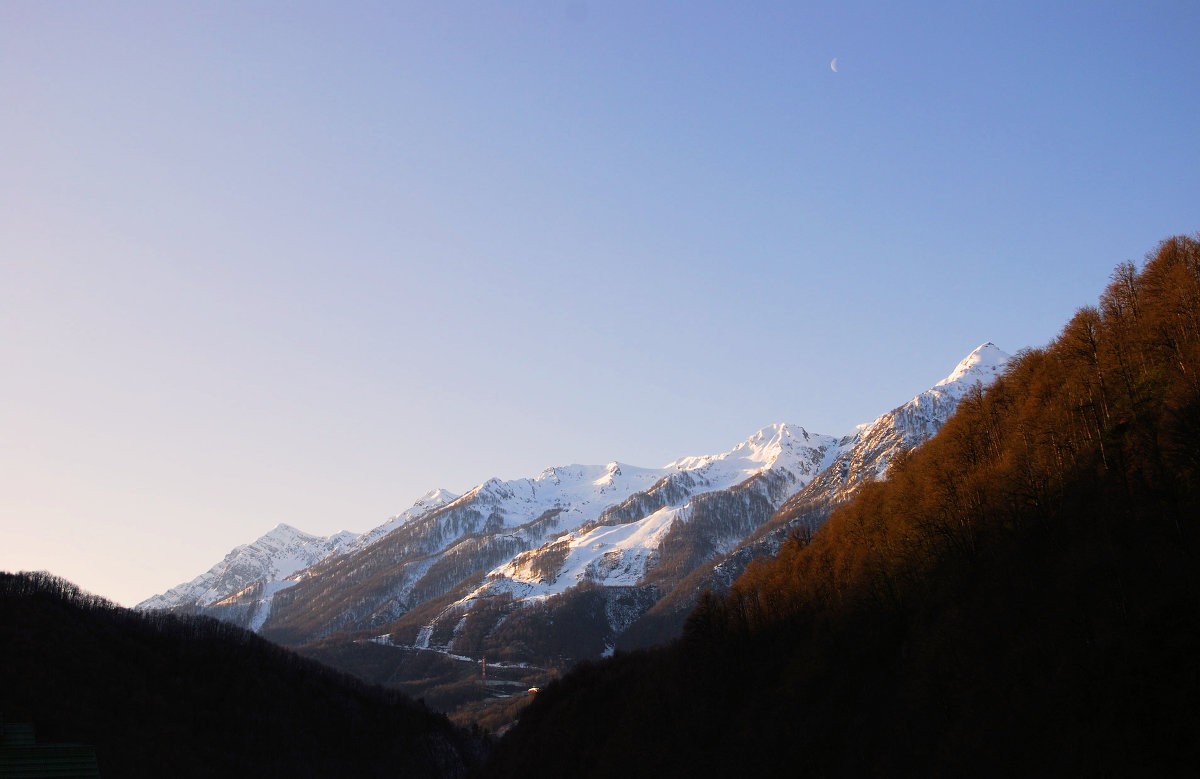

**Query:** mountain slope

left=384, top=423, right=840, bottom=661
left=797, top=340, right=1009, bottom=505
left=258, top=460, right=679, bottom=644
left=617, top=342, right=1010, bottom=649
left=471, top=423, right=837, bottom=604
left=487, top=236, right=1200, bottom=777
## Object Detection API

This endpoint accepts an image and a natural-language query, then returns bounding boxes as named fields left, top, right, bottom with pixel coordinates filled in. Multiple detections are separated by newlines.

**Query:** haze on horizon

left=2, top=1, right=1197, bottom=606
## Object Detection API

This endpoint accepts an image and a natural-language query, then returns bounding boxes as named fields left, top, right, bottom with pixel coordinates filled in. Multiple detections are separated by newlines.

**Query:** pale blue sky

left=3, top=1, right=1197, bottom=605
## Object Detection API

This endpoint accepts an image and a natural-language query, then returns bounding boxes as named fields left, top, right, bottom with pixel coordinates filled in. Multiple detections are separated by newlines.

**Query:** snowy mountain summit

left=792, top=342, right=1012, bottom=507
left=667, top=423, right=836, bottom=479
left=137, top=523, right=357, bottom=612
left=936, top=341, right=1008, bottom=394
left=346, top=489, right=461, bottom=553
left=866, top=341, right=1010, bottom=447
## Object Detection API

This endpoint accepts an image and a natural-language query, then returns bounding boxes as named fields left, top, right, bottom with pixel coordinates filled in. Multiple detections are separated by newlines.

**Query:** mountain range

left=139, top=343, right=1010, bottom=664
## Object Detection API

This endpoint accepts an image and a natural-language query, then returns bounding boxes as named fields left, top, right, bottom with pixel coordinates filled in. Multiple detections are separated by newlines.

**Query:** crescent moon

left=830, top=58, right=838, bottom=73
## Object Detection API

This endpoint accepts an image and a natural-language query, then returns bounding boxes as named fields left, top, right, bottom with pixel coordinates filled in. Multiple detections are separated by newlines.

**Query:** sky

left=2, top=1, right=1197, bottom=606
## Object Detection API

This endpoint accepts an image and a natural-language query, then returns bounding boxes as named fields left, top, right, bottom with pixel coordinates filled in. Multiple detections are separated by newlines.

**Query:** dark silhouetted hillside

left=0, top=571, right=485, bottom=777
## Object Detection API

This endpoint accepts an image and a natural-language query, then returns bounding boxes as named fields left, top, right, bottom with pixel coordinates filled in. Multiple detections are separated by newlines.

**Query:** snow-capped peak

left=342, top=488, right=461, bottom=553
left=733, top=423, right=815, bottom=462
left=413, top=488, right=459, bottom=509
left=833, top=343, right=1012, bottom=476
left=263, top=523, right=312, bottom=541
left=666, top=423, right=834, bottom=477
left=936, top=342, right=1009, bottom=390
left=136, top=523, right=355, bottom=611
left=592, top=461, right=624, bottom=486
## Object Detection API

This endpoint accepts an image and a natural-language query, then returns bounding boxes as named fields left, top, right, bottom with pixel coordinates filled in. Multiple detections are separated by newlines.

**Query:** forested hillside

left=488, top=236, right=1200, bottom=777
left=0, top=572, right=484, bottom=777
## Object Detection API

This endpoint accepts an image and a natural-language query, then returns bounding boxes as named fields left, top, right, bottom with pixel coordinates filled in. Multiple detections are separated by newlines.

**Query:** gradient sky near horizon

left=3, top=1, right=1198, bottom=606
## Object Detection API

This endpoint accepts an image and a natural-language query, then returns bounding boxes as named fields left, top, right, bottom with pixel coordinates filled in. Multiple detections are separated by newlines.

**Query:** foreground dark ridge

left=487, top=235, right=1200, bottom=777
left=0, top=571, right=485, bottom=777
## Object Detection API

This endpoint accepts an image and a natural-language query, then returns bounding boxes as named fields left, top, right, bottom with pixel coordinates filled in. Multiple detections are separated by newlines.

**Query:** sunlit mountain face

left=140, top=344, right=1009, bottom=667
